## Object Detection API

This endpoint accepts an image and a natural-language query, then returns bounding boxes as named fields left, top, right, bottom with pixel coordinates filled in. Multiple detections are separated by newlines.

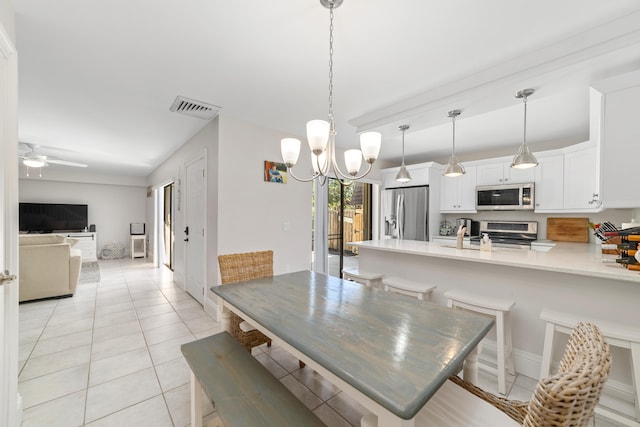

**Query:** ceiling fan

left=19, top=143, right=88, bottom=170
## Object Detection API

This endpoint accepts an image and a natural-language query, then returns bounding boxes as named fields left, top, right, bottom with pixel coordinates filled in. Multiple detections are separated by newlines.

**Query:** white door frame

left=152, top=177, right=175, bottom=270
left=0, top=21, right=20, bottom=427
left=183, top=151, right=207, bottom=304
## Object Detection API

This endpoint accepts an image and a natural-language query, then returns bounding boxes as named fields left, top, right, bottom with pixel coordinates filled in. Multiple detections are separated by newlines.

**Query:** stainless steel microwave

left=476, top=182, right=535, bottom=211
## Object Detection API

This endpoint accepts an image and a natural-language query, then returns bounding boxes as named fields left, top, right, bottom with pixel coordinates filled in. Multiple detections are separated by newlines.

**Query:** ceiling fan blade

left=46, top=159, right=88, bottom=168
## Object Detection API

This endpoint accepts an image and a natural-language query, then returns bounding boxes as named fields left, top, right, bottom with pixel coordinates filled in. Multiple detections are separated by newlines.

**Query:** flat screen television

left=19, top=202, right=88, bottom=233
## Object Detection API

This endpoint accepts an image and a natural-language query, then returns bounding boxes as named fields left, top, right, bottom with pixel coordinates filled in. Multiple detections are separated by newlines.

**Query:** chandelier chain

left=328, top=3, right=335, bottom=127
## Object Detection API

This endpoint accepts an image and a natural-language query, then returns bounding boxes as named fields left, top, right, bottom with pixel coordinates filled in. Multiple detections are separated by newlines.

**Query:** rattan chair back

left=217, top=250, right=274, bottom=352
left=523, top=322, right=611, bottom=427
left=218, top=250, right=273, bottom=285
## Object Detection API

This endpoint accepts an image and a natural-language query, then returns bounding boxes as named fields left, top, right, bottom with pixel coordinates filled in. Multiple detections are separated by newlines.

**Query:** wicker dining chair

left=217, top=250, right=306, bottom=368
left=445, top=321, right=611, bottom=427
left=218, top=250, right=274, bottom=352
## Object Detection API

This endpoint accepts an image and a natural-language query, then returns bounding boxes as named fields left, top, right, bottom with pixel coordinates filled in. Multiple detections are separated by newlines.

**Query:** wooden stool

left=383, top=277, right=436, bottom=301
left=540, top=309, right=640, bottom=426
left=445, top=289, right=516, bottom=395
left=342, top=267, right=383, bottom=288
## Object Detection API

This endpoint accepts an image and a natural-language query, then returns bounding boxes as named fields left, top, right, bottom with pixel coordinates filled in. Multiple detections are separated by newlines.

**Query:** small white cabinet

left=476, top=161, right=535, bottom=186
left=440, top=166, right=477, bottom=213
left=66, top=232, right=97, bottom=262
left=563, top=144, right=600, bottom=210
left=534, top=153, right=564, bottom=211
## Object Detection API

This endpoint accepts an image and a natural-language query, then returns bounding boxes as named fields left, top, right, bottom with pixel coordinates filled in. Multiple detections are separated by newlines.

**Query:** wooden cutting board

left=546, top=218, right=590, bottom=243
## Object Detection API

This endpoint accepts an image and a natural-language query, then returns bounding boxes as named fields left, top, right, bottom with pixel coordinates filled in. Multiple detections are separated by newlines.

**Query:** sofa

left=19, top=234, right=82, bottom=302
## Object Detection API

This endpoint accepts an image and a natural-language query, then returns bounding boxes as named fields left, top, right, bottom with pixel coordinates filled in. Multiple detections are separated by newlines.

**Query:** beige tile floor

left=18, top=258, right=623, bottom=426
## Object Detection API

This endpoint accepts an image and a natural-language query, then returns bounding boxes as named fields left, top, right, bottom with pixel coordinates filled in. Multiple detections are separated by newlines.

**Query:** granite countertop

left=349, top=239, right=640, bottom=283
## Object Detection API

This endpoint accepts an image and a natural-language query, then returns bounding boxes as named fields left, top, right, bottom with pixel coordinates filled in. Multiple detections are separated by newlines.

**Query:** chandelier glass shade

left=279, top=0, right=381, bottom=183
left=443, top=110, right=465, bottom=177
left=511, top=88, right=539, bottom=169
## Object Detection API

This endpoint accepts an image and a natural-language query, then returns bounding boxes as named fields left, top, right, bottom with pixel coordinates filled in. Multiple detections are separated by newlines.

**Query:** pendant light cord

left=451, top=114, right=456, bottom=156
left=522, top=94, right=528, bottom=147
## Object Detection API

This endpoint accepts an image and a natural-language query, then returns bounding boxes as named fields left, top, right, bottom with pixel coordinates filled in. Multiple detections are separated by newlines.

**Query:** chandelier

left=280, top=0, right=381, bottom=183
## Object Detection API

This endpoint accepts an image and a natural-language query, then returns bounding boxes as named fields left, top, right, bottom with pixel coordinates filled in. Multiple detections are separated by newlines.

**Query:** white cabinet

left=381, top=164, right=432, bottom=188
left=440, top=166, right=477, bottom=213
left=592, top=71, right=640, bottom=208
left=66, top=232, right=97, bottom=262
left=476, top=161, right=535, bottom=186
left=534, top=153, right=564, bottom=211
left=563, top=144, right=600, bottom=210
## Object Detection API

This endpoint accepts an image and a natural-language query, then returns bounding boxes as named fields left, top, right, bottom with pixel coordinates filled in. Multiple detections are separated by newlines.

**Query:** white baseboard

left=204, top=297, right=219, bottom=321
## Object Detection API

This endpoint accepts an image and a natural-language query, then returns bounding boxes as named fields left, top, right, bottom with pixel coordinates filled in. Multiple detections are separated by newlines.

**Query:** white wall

left=146, top=118, right=219, bottom=289
left=0, top=0, right=13, bottom=42
left=19, top=178, right=146, bottom=256
left=146, top=114, right=316, bottom=312
left=217, top=115, right=313, bottom=274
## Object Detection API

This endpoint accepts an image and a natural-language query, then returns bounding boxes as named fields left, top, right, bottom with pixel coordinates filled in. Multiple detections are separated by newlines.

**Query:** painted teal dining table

left=211, top=270, right=494, bottom=427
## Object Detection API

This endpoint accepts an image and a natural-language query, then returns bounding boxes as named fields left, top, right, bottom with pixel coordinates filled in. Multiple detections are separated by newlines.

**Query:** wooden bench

left=181, top=331, right=324, bottom=427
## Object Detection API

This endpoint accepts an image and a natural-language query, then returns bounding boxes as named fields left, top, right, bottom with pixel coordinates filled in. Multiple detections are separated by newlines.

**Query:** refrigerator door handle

left=397, top=193, right=404, bottom=240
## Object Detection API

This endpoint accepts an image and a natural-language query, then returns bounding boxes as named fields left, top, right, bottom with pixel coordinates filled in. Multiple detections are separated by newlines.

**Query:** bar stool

left=445, top=289, right=516, bottom=395
left=383, top=277, right=436, bottom=301
left=342, top=267, right=383, bottom=288
left=540, top=308, right=640, bottom=426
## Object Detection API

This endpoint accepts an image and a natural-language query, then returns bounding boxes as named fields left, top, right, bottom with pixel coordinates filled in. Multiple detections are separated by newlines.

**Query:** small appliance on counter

left=455, top=218, right=480, bottom=237
left=470, top=220, right=538, bottom=249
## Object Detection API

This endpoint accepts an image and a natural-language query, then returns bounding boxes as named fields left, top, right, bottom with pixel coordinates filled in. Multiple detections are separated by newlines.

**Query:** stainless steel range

left=470, top=220, right=538, bottom=249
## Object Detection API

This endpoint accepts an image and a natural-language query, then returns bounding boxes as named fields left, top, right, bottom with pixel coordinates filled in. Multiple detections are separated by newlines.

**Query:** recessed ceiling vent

left=169, top=96, right=221, bottom=120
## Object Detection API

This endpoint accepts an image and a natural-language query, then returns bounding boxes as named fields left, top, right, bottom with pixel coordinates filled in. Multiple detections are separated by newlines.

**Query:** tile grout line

left=83, top=266, right=101, bottom=426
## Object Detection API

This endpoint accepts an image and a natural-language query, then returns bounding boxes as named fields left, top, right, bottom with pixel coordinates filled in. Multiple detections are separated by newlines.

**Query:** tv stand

left=65, top=232, right=97, bottom=262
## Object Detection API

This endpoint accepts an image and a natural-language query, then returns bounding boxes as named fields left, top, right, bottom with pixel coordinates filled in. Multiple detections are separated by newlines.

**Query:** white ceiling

left=13, top=0, right=640, bottom=176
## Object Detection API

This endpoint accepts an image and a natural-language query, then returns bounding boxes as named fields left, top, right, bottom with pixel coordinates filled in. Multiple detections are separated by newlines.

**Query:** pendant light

left=511, top=88, right=538, bottom=169
left=395, top=124, right=411, bottom=183
left=442, top=110, right=465, bottom=177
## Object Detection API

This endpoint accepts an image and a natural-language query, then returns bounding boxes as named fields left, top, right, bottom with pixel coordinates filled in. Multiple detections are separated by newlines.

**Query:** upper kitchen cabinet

left=381, top=162, right=439, bottom=189
left=592, top=71, right=640, bottom=209
left=440, top=166, right=477, bottom=213
left=476, top=161, right=535, bottom=186
left=563, top=142, right=600, bottom=211
left=534, top=152, right=564, bottom=212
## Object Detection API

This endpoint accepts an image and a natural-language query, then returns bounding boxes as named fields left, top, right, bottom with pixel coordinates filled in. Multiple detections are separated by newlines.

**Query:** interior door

left=184, top=156, right=206, bottom=304
left=0, top=23, right=19, bottom=426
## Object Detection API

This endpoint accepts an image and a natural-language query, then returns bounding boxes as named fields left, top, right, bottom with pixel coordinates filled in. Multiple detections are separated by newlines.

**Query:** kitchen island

left=349, top=239, right=640, bottom=419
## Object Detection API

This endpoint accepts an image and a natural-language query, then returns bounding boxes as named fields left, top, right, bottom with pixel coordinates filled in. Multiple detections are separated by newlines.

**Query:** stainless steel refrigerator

left=382, top=186, right=429, bottom=241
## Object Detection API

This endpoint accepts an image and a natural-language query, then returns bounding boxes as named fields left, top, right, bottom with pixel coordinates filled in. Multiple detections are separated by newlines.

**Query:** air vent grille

left=170, top=96, right=220, bottom=120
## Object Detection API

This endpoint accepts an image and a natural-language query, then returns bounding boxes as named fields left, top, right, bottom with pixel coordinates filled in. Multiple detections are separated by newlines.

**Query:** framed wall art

left=264, top=161, right=287, bottom=184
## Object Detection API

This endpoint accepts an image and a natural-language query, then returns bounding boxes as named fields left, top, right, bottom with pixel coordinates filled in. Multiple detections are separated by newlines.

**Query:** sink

left=440, top=244, right=480, bottom=251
